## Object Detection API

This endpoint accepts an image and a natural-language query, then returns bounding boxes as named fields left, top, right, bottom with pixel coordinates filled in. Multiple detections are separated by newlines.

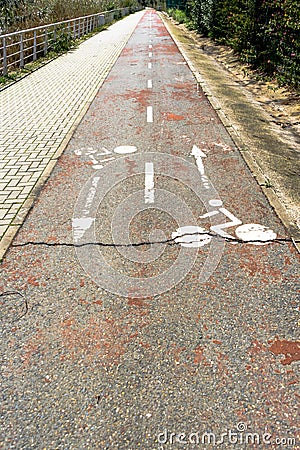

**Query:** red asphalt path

left=1, top=10, right=299, bottom=449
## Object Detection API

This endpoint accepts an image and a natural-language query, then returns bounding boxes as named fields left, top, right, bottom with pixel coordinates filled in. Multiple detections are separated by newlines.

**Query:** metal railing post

left=2, top=37, right=8, bottom=75
left=99, top=14, right=105, bottom=26
left=0, top=8, right=134, bottom=76
left=20, top=33, right=24, bottom=68
left=44, top=29, right=48, bottom=55
left=33, top=30, right=37, bottom=61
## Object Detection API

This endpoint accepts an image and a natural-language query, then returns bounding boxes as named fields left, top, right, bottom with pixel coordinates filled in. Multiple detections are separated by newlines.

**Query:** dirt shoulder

left=161, top=14, right=300, bottom=245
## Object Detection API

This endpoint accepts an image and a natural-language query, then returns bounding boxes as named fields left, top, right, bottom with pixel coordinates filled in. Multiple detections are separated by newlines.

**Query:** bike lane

left=1, top=9, right=299, bottom=449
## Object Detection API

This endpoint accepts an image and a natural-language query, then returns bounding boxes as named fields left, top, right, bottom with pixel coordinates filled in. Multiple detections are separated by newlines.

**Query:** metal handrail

left=0, top=7, right=137, bottom=76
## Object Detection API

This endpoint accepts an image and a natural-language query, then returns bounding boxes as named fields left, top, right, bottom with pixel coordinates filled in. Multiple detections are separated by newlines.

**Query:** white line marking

left=149, top=44, right=152, bottom=49
left=82, top=176, right=100, bottom=215
left=210, top=208, right=242, bottom=238
left=200, top=210, right=219, bottom=219
left=145, top=162, right=154, bottom=204
left=148, top=62, right=152, bottom=69
left=147, top=79, right=152, bottom=89
left=98, top=157, right=115, bottom=163
left=90, top=155, right=99, bottom=165
left=147, top=106, right=153, bottom=123
left=149, top=52, right=153, bottom=58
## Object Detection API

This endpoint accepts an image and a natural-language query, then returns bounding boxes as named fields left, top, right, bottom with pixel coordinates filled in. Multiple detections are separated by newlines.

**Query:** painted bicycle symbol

left=172, top=201, right=277, bottom=247
left=172, top=145, right=277, bottom=247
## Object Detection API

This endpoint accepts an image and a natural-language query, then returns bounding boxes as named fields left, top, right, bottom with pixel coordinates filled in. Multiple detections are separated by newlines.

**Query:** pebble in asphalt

left=1, top=9, right=299, bottom=449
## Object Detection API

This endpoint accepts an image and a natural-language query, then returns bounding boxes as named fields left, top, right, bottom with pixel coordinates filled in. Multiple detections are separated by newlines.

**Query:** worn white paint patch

left=214, top=142, right=232, bottom=152
left=147, top=106, right=153, bottom=123
left=191, top=145, right=210, bottom=189
left=74, top=149, right=82, bottom=156
left=148, top=62, right=152, bottom=69
left=72, top=217, right=95, bottom=242
left=92, top=164, right=103, bottom=170
left=147, top=79, right=153, bottom=89
left=145, top=162, right=154, bottom=204
left=149, top=52, right=153, bottom=58
left=172, top=226, right=212, bottom=248
left=113, top=145, right=137, bottom=154
left=235, top=223, right=277, bottom=245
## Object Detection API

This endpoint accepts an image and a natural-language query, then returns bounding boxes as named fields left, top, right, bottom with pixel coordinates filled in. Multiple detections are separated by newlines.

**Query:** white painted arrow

left=191, top=144, right=207, bottom=158
left=191, top=145, right=210, bottom=189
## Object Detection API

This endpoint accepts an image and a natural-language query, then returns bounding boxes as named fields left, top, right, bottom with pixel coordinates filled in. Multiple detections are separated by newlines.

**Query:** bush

left=171, top=0, right=299, bottom=88
left=168, top=8, right=188, bottom=24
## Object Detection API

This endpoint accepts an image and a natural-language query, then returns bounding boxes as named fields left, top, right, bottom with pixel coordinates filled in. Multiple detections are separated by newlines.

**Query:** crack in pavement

left=10, top=232, right=297, bottom=248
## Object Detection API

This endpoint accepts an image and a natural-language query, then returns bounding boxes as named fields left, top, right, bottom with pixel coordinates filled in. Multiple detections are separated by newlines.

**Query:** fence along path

left=0, top=10, right=145, bottom=259
left=0, top=7, right=136, bottom=75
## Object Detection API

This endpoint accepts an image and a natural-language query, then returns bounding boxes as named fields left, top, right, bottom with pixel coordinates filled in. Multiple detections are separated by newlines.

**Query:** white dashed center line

left=147, top=106, right=153, bottom=123
left=149, top=52, right=153, bottom=58
left=148, top=62, right=152, bottom=69
left=145, top=162, right=155, bottom=204
left=147, top=79, right=153, bottom=89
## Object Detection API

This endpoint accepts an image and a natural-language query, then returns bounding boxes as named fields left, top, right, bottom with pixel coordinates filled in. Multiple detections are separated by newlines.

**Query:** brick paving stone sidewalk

left=0, top=10, right=144, bottom=259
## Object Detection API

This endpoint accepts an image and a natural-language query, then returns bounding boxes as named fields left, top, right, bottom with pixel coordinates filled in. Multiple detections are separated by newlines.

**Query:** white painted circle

left=209, top=199, right=223, bottom=207
left=172, top=226, right=212, bottom=248
left=235, top=223, right=277, bottom=245
left=114, top=146, right=137, bottom=154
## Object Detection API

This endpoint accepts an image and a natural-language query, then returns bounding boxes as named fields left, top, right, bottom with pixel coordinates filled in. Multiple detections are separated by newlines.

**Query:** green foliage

left=171, top=0, right=300, bottom=88
left=51, top=31, right=75, bottom=53
left=168, top=7, right=187, bottom=23
left=0, top=0, right=138, bottom=32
